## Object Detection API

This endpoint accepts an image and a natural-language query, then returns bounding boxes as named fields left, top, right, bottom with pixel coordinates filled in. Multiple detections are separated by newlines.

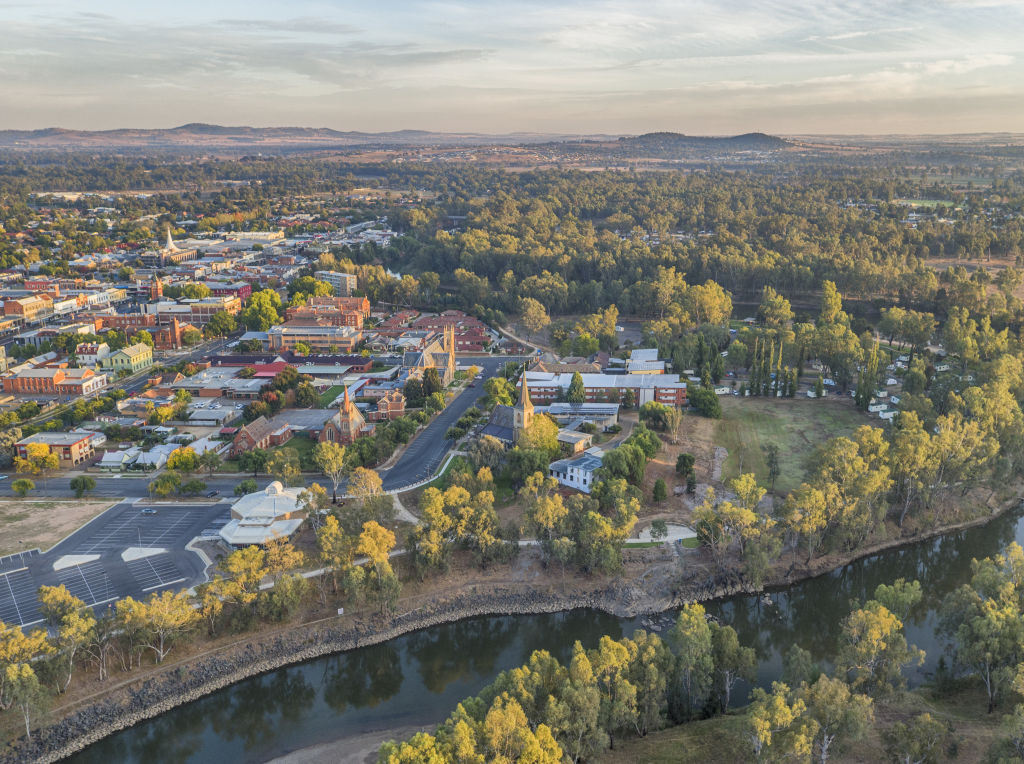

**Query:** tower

left=512, top=373, right=534, bottom=439
left=164, top=226, right=178, bottom=251
left=445, top=325, right=455, bottom=383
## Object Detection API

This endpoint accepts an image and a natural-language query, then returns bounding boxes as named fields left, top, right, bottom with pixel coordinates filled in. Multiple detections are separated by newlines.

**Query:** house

left=319, top=387, right=374, bottom=445
left=98, top=447, right=141, bottom=471
left=370, top=390, right=406, bottom=422
left=75, top=342, right=110, bottom=367
left=219, top=481, right=307, bottom=546
left=549, top=448, right=605, bottom=494
left=557, top=429, right=593, bottom=454
left=231, top=415, right=293, bottom=456
left=135, top=443, right=178, bottom=471
left=15, top=432, right=95, bottom=468
left=100, top=343, right=153, bottom=375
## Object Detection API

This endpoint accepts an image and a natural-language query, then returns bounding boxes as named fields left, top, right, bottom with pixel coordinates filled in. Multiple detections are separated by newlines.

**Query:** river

left=68, top=506, right=1024, bottom=764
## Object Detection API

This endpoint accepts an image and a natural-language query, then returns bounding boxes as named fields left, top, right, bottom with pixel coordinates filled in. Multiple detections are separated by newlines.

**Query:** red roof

left=253, top=362, right=290, bottom=377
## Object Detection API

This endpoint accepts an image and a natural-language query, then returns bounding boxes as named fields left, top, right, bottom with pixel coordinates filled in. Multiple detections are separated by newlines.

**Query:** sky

left=0, top=0, right=1022, bottom=135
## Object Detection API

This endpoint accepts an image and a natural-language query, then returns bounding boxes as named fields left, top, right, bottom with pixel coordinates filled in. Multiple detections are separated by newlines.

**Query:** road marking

left=3, top=572, right=25, bottom=625
left=0, top=566, right=27, bottom=576
left=143, top=578, right=184, bottom=592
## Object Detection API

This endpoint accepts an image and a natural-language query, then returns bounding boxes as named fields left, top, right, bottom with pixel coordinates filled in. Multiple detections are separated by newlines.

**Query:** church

left=480, top=374, right=534, bottom=447
left=319, top=386, right=374, bottom=445
left=402, top=325, right=457, bottom=386
left=141, top=226, right=199, bottom=267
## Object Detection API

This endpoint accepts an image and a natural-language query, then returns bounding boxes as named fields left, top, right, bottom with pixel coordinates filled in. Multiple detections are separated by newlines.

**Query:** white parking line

left=3, top=572, right=25, bottom=625
left=143, top=578, right=185, bottom=592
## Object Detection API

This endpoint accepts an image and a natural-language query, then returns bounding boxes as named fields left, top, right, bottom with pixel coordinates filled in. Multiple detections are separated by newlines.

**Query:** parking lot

left=0, top=501, right=230, bottom=628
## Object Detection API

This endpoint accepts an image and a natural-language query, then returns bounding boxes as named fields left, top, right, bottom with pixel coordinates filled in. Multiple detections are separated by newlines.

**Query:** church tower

left=512, top=373, right=534, bottom=439
left=445, top=325, right=455, bottom=383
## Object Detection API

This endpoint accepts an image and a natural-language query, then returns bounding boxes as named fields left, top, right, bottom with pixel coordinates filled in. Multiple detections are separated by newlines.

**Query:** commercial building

left=314, top=270, right=358, bottom=296
left=4, top=295, right=53, bottom=323
left=520, top=371, right=687, bottom=407
left=266, top=323, right=361, bottom=353
left=219, top=481, right=306, bottom=546
left=100, top=343, right=153, bottom=375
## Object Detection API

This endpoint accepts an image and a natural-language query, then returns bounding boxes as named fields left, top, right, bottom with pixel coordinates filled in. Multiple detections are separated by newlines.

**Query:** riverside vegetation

left=378, top=544, right=1024, bottom=763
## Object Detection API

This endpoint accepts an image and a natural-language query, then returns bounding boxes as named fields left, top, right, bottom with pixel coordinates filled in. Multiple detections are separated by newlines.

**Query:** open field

left=715, top=396, right=867, bottom=495
left=0, top=498, right=117, bottom=556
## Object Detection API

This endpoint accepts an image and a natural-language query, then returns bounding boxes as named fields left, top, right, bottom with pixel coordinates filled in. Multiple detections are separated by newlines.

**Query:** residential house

left=548, top=448, right=605, bottom=494
left=15, top=431, right=95, bottom=468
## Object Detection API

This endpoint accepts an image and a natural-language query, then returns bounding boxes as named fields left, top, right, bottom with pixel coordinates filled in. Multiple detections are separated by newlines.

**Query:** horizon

left=1, top=1, right=1022, bottom=134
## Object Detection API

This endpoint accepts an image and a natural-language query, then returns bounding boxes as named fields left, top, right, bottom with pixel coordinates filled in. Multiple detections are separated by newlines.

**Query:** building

left=314, top=270, right=358, bottom=296
left=319, top=387, right=373, bottom=445
left=284, top=302, right=364, bottom=328
left=4, top=294, right=53, bottom=323
left=3, top=367, right=68, bottom=395
left=231, top=415, right=293, bottom=456
left=56, top=367, right=107, bottom=396
left=100, top=343, right=153, bottom=375
left=521, top=371, right=687, bottom=407
left=219, top=481, right=307, bottom=546
left=538, top=402, right=620, bottom=431
left=75, top=342, right=110, bottom=367
left=15, top=431, right=95, bottom=468
left=266, top=323, right=361, bottom=353
left=205, top=281, right=253, bottom=300
left=140, top=228, right=200, bottom=267
left=549, top=448, right=605, bottom=494
left=369, top=390, right=406, bottom=422
left=403, top=326, right=457, bottom=386
left=626, top=348, right=666, bottom=375
left=481, top=374, right=534, bottom=446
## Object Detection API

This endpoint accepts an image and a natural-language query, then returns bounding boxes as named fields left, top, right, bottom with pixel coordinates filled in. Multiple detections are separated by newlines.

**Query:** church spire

left=342, top=384, right=352, bottom=413
left=165, top=226, right=177, bottom=251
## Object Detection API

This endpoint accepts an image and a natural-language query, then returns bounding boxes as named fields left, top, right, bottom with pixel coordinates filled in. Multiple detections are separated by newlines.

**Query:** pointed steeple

left=342, top=384, right=352, bottom=413
left=165, top=226, right=178, bottom=251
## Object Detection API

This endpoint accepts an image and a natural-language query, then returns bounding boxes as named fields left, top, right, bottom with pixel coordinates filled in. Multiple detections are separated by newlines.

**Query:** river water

left=68, top=506, right=1024, bottom=764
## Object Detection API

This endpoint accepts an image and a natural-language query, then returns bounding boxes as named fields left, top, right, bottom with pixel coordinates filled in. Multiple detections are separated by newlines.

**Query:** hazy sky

left=1, top=0, right=1021, bottom=134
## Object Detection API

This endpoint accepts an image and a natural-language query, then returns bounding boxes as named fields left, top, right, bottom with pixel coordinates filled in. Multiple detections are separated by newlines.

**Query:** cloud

left=0, top=0, right=1021, bottom=132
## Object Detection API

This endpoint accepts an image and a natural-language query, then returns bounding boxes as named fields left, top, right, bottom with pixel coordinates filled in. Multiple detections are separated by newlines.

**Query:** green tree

left=198, top=450, right=222, bottom=477
left=668, top=603, right=714, bottom=720
left=11, top=478, right=34, bottom=497
left=312, top=440, right=349, bottom=503
left=882, top=713, right=952, bottom=764
left=799, top=675, right=874, bottom=763
left=241, top=289, right=283, bottom=331
left=567, top=371, right=586, bottom=404
left=519, top=296, right=551, bottom=340
left=69, top=475, right=95, bottom=498
left=234, top=478, right=258, bottom=496
left=204, top=310, right=236, bottom=338
left=131, top=329, right=154, bottom=348
left=689, top=387, right=721, bottom=419
left=837, top=600, right=924, bottom=698
left=652, top=479, right=667, bottom=502
left=239, top=448, right=269, bottom=477
left=422, top=367, right=443, bottom=397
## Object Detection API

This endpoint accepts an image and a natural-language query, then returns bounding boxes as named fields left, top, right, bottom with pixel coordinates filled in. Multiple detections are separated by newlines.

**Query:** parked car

left=141, top=508, right=157, bottom=515
left=206, top=490, right=220, bottom=498
left=0, top=475, right=8, bottom=481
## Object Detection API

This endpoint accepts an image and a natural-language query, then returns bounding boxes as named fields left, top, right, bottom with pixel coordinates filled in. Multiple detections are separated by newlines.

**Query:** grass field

left=318, top=385, right=346, bottom=408
left=715, top=396, right=866, bottom=495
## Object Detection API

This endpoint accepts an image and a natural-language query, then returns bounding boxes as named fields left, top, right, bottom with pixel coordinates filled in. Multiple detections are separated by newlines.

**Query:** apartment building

left=15, top=432, right=96, bottom=468
left=314, top=270, right=358, bottom=296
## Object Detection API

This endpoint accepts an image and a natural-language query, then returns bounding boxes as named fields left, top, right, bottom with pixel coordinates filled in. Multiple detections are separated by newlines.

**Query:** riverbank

left=7, top=493, right=1021, bottom=764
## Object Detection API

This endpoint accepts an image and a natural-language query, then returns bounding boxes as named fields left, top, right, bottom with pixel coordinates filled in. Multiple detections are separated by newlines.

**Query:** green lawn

left=680, top=537, right=700, bottom=549
left=623, top=541, right=662, bottom=549
left=594, top=713, right=750, bottom=764
left=318, top=385, right=346, bottom=408
left=268, top=435, right=318, bottom=470
left=715, top=397, right=867, bottom=495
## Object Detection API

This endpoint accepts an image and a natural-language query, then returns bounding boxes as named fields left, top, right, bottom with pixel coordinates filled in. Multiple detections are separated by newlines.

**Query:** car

left=140, top=508, right=157, bottom=515
left=0, top=475, right=7, bottom=481
left=206, top=490, right=220, bottom=498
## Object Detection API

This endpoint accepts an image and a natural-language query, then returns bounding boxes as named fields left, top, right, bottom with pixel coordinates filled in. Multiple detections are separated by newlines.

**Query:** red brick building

left=230, top=416, right=293, bottom=457
left=369, top=390, right=406, bottom=422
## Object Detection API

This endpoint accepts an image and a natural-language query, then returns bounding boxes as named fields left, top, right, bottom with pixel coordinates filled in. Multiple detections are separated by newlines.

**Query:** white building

left=314, top=270, right=358, bottom=297
left=220, top=481, right=307, bottom=546
left=548, top=448, right=605, bottom=494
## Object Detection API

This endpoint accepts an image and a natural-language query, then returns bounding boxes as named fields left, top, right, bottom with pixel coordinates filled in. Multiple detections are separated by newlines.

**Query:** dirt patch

left=0, top=498, right=117, bottom=556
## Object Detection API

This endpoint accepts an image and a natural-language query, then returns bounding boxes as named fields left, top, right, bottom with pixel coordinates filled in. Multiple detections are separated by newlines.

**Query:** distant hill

left=615, top=132, right=791, bottom=153
left=0, top=124, right=621, bottom=151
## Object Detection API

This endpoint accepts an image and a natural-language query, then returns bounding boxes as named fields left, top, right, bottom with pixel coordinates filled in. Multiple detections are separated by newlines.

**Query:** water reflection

left=69, top=508, right=1023, bottom=764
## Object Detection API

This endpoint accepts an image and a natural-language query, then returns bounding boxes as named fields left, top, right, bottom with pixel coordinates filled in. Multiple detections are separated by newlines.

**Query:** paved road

left=378, top=356, right=519, bottom=490
left=0, top=500, right=230, bottom=628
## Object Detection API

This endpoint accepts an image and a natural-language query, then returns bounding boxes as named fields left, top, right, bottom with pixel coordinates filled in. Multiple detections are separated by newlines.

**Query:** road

left=378, top=356, right=522, bottom=490
left=0, top=500, right=230, bottom=628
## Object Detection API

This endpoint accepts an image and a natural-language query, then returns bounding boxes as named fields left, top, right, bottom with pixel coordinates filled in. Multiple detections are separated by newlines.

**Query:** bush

left=689, top=387, right=722, bottom=419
